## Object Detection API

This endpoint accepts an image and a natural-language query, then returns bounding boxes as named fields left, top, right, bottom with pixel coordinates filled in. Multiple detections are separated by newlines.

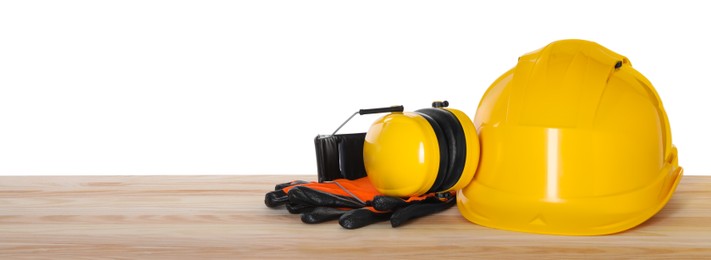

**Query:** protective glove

left=265, top=177, right=456, bottom=229
left=371, top=191, right=456, bottom=227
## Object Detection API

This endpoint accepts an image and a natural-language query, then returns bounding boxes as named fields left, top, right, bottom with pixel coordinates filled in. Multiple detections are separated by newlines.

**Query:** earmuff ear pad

left=415, top=108, right=467, bottom=192
left=414, top=111, right=449, bottom=193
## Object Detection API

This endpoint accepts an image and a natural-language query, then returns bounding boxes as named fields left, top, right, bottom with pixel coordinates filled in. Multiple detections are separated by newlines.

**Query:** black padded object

left=416, top=108, right=467, bottom=192
left=314, top=133, right=367, bottom=182
left=415, top=112, right=449, bottom=193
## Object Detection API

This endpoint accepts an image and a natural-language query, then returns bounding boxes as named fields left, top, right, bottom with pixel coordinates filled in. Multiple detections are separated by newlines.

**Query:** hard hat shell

left=457, top=39, right=683, bottom=235
left=364, top=107, right=479, bottom=197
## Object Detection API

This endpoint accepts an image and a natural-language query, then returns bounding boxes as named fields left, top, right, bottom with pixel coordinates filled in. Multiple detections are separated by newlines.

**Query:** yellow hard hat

left=363, top=101, right=480, bottom=197
left=457, top=39, right=683, bottom=235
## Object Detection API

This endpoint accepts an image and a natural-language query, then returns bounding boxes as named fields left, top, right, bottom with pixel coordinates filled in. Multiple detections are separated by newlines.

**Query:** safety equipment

left=313, top=105, right=406, bottom=183
left=363, top=101, right=480, bottom=197
left=265, top=177, right=456, bottom=229
left=314, top=133, right=368, bottom=182
left=457, top=39, right=683, bottom=235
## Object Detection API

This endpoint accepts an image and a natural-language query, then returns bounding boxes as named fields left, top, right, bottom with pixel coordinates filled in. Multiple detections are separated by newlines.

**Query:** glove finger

left=301, top=207, right=348, bottom=224
left=289, top=186, right=365, bottom=209
left=285, top=202, right=315, bottom=214
left=372, top=192, right=450, bottom=211
left=339, top=208, right=392, bottom=229
left=275, top=180, right=309, bottom=191
left=265, top=190, right=289, bottom=208
left=372, top=196, right=408, bottom=211
left=390, top=198, right=456, bottom=228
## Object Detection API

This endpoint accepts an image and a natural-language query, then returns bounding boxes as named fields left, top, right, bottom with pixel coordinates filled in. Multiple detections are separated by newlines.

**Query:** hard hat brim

left=457, top=163, right=682, bottom=236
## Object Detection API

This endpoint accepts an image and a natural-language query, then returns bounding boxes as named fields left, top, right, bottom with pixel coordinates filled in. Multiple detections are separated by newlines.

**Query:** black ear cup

left=314, top=133, right=368, bottom=182
left=414, top=112, right=449, bottom=193
left=415, top=108, right=467, bottom=193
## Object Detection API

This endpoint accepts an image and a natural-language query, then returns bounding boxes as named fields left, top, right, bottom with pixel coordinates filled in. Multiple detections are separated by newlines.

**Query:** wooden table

left=1, top=175, right=710, bottom=259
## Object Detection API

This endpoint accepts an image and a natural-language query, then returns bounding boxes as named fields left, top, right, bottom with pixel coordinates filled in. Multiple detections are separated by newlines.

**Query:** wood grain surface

left=1, top=175, right=710, bottom=259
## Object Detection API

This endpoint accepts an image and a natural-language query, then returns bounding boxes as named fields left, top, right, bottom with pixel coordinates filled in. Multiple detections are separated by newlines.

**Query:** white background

left=1, top=1, right=708, bottom=176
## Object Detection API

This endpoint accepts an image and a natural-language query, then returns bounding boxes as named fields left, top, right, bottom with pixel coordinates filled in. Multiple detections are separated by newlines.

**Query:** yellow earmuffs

left=363, top=101, right=480, bottom=197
